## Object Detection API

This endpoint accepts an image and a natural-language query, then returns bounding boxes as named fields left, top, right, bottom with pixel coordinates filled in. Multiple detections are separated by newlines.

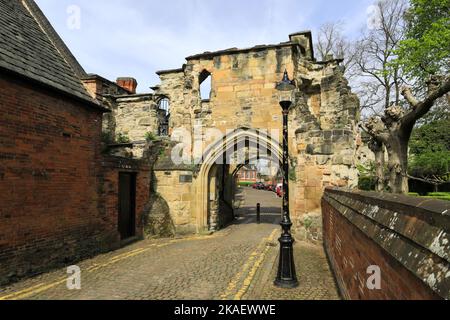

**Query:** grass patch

left=238, top=182, right=255, bottom=187
left=408, top=192, right=450, bottom=201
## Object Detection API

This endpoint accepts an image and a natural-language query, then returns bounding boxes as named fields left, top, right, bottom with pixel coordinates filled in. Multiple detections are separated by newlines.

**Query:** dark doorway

left=118, top=173, right=136, bottom=240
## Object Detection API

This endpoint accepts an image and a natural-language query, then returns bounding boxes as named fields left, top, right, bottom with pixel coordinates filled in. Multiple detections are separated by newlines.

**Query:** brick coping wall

left=322, top=188, right=449, bottom=300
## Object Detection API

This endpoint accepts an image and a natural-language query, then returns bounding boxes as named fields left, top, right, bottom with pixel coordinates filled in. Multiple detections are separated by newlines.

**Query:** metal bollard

left=257, top=203, right=261, bottom=224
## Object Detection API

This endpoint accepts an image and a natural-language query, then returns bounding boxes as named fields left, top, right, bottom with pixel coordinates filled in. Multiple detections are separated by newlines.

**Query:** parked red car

left=276, top=183, right=283, bottom=197
left=252, top=182, right=265, bottom=190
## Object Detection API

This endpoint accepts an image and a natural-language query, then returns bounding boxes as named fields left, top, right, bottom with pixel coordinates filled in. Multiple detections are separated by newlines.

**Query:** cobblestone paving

left=0, top=188, right=340, bottom=300
left=245, top=240, right=341, bottom=300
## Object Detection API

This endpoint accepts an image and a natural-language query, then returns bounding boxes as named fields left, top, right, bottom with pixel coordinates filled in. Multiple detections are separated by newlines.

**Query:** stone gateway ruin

left=1, top=0, right=448, bottom=300
left=102, top=31, right=360, bottom=238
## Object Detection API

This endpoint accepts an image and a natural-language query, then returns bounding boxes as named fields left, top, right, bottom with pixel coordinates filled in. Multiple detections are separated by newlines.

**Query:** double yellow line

left=0, top=234, right=221, bottom=300
left=220, top=229, right=278, bottom=300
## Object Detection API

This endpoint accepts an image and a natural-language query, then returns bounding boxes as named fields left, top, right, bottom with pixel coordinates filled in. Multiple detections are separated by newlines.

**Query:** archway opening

left=196, top=128, right=284, bottom=232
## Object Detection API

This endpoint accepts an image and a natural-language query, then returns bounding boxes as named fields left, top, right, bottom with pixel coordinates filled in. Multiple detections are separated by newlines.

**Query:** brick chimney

left=116, top=77, right=138, bottom=94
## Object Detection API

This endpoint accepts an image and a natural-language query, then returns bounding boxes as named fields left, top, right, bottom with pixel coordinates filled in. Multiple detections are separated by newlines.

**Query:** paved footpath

left=0, top=188, right=339, bottom=300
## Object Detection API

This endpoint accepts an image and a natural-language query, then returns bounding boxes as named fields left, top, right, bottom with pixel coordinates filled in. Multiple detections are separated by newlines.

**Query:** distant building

left=237, top=165, right=258, bottom=183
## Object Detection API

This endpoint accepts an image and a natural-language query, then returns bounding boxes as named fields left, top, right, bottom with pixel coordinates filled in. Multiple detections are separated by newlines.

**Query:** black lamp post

left=274, top=70, right=299, bottom=288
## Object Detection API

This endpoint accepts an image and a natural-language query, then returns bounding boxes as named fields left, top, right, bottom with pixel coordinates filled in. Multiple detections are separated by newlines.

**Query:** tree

left=364, top=75, right=450, bottom=193
left=315, top=0, right=449, bottom=194
left=408, top=116, right=450, bottom=191
left=353, top=0, right=408, bottom=116
left=315, top=21, right=357, bottom=79
left=362, top=0, right=450, bottom=194
left=396, top=0, right=450, bottom=81
left=353, top=0, right=408, bottom=192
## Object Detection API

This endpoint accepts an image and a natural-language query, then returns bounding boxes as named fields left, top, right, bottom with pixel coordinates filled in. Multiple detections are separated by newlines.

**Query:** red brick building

left=237, top=165, right=258, bottom=183
left=0, top=0, right=151, bottom=285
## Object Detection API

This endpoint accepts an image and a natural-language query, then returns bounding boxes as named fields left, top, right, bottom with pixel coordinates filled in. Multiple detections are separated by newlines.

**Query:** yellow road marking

left=220, top=243, right=263, bottom=299
left=0, top=278, right=67, bottom=301
left=85, top=247, right=148, bottom=272
left=233, top=229, right=277, bottom=300
left=220, top=229, right=278, bottom=300
left=0, top=233, right=221, bottom=300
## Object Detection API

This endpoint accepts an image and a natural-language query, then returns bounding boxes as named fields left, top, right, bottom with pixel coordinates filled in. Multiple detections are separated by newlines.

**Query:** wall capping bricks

left=323, top=187, right=449, bottom=300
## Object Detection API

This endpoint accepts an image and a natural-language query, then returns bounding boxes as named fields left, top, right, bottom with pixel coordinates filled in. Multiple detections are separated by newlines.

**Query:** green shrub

left=101, top=131, right=114, bottom=144
left=145, top=132, right=157, bottom=142
left=116, top=133, right=130, bottom=144
left=358, top=176, right=376, bottom=191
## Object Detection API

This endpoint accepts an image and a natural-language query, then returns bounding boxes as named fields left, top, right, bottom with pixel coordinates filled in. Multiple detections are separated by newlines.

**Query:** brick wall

left=322, top=188, right=449, bottom=300
left=99, top=157, right=151, bottom=240
left=0, top=74, right=151, bottom=285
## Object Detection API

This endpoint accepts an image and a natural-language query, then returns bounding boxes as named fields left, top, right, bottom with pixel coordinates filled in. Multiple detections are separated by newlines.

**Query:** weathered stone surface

left=142, top=194, right=176, bottom=238
left=101, top=32, right=360, bottom=236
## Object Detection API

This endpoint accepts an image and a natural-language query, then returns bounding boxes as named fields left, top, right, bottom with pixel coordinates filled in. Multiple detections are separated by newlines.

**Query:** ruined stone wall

left=151, top=33, right=360, bottom=235
left=290, top=59, right=359, bottom=239
left=322, top=188, right=449, bottom=300
left=155, top=71, right=188, bottom=137
left=113, top=95, right=159, bottom=142
left=154, top=170, right=195, bottom=234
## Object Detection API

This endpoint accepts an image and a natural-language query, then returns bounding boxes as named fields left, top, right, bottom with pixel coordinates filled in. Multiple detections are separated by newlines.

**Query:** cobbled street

left=0, top=188, right=339, bottom=300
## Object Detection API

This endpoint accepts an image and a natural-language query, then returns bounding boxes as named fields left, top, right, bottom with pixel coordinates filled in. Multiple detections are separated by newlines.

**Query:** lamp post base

left=274, top=278, right=299, bottom=289
left=274, top=230, right=299, bottom=289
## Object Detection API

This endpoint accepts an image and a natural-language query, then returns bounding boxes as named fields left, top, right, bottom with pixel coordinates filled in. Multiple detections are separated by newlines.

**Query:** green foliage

left=303, top=216, right=313, bottom=229
left=101, top=131, right=114, bottom=144
left=288, top=168, right=297, bottom=181
left=395, top=0, right=450, bottom=79
left=409, top=117, right=450, bottom=154
left=409, top=117, right=450, bottom=181
left=409, top=192, right=450, bottom=201
left=238, top=182, right=254, bottom=187
left=409, top=151, right=450, bottom=179
left=116, top=133, right=131, bottom=144
left=357, top=163, right=376, bottom=191
left=145, top=132, right=157, bottom=142
left=358, top=176, right=376, bottom=191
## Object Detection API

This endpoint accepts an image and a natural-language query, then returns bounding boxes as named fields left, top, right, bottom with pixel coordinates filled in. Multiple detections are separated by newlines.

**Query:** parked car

left=276, top=183, right=283, bottom=197
left=253, top=182, right=265, bottom=190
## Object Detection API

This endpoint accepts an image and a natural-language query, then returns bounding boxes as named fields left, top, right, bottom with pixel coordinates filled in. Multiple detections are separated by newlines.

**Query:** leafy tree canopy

left=409, top=115, right=450, bottom=180
left=396, top=0, right=450, bottom=80
left=409, top=116, right=450, bottom=154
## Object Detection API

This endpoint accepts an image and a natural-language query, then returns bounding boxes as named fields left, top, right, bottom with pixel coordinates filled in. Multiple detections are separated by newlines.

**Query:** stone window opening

left=158, top=98, right=170, bottom=137
left=199, top=70, right=212, bottom=101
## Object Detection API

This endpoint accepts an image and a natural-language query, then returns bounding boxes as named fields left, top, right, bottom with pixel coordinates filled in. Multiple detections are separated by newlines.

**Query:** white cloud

left=36, top=0, right=371, bottom=92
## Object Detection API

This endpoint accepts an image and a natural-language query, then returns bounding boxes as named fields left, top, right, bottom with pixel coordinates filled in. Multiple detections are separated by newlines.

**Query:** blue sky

left=36, top=0, right=374, bottom=93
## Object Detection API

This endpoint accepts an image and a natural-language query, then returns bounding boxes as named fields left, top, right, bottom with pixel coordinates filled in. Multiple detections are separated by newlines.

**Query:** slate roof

left=0, top=0, right=100, bottom=107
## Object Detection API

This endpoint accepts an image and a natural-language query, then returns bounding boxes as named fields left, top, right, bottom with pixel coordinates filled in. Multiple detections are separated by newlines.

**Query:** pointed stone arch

left=193, top=128, right=284, bottom=231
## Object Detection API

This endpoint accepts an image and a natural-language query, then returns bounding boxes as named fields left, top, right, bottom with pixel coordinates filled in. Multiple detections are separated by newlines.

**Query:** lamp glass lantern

left=276, top=70, right=296, bottom=106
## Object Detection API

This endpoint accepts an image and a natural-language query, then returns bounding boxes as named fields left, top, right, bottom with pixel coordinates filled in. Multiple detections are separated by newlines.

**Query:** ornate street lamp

left=274, top=70, right=299, bottom=288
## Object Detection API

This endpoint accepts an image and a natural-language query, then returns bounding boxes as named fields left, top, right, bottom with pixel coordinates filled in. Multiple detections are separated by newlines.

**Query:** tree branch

left=407, top=174, right=448, bottom=186
left=402, top=76, right=450, bottom=126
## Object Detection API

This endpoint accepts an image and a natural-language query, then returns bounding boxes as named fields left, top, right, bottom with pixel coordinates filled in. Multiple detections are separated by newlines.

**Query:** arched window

left=199, top=70, right=212, bottom=101
left=158, top=98, right=170, bottom=116
left=158, top=98, right=170, bottom=136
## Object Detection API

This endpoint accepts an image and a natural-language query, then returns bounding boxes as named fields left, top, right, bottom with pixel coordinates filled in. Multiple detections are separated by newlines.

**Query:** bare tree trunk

left=369, top=139, right=385, bottom=192
left=385, top=136, right=409, bottom=194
